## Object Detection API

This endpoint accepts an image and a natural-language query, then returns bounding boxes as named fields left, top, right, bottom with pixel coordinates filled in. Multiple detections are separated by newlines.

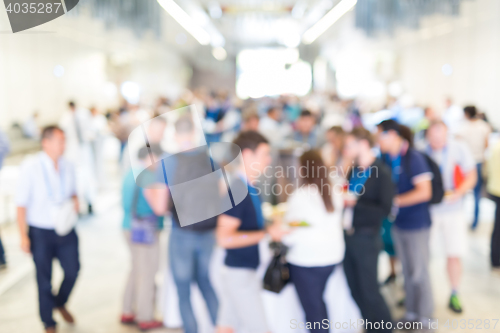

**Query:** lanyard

left=388, top=154, right=401, bottom=184
left=237, top=173, right=264, bottom=229
left=248, top=185, right=264, bottom=229
left=349, top=167, right=371, bottom=195
left=40, top=156, right=65, bottom=203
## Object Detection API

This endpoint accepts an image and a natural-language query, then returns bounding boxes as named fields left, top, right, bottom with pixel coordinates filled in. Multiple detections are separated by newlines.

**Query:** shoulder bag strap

left=132, top=185, right=140, bottom=219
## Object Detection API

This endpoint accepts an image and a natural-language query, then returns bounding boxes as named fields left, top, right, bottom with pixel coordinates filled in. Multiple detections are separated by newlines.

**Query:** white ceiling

left=183, top=0, right=340, bottom=48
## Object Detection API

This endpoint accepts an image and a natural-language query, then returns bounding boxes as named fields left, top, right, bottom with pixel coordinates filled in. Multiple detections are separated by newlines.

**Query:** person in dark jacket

left=342, top=127, right=394, bottom=333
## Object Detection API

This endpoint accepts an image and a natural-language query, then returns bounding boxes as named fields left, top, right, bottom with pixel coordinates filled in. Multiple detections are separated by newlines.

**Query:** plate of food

left=288, top=220, right=311, bottom=227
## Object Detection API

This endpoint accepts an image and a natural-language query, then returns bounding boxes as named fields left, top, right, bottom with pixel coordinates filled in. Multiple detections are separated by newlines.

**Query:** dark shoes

left=55, top=306, right=75, bottom=324
left=449, top=294, right=463, bottom=313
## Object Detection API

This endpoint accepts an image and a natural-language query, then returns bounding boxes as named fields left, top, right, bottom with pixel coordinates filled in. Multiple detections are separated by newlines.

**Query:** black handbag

left=263, top=242, right=290, bottom=293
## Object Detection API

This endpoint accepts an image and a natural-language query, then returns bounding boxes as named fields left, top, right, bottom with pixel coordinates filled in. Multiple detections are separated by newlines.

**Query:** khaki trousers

left=122, top=232, right=160, bottom=322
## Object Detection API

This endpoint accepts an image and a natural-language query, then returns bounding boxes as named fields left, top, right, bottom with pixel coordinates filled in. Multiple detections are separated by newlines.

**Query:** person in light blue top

left=424, top=120, right=477, bottom=314
left=122, top=170, right=164, bottom=231
left=120, top=144, right=164, bottom=331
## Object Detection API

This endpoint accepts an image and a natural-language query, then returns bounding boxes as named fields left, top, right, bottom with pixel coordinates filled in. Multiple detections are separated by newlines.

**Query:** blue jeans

left=29, top=227, right=80, bottom=328
left=0, top=234, right=5, bottom=265
left=169, top=227, right=218, bottom=333
left=472, top=163, right=483, bottom=228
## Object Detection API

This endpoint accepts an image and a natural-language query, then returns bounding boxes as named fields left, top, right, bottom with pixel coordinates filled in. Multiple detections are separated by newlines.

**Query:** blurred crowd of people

left=1, top=89, right=499, bottom=333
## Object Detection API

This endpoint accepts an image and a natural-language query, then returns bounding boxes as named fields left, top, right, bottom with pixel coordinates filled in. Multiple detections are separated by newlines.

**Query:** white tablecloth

left=162, top=239, right=362, bottom=333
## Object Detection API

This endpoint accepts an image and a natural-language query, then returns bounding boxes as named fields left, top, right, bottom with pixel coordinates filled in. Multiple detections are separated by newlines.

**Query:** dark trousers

left=344, top=232, right=392, bottom=333
left=490, top=195, right=500, bottom=267
left=472, top=163, right=484, bottom=228
left=0, top=233, right=5, bottom=265
left=289, top=263, right=335, bottom=333
left=29, top=227, right=80, bottom=328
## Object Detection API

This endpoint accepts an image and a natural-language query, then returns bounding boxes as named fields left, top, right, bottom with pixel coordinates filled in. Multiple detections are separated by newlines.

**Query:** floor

left=0, top=170, right=499, bottom=333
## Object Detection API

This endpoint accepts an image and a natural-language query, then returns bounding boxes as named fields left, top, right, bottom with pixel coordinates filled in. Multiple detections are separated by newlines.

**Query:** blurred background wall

left=1, top=0, right=499, bottom=129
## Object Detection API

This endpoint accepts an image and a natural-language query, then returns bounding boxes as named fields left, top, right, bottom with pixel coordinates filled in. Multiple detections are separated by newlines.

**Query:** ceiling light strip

left=302, top=0, right=357, bottom=44
left=157, top=0, right=211, bottom=45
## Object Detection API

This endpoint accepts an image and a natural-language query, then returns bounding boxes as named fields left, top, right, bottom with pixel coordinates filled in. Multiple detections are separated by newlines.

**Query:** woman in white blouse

left=281, top=150, right=345, bottom=332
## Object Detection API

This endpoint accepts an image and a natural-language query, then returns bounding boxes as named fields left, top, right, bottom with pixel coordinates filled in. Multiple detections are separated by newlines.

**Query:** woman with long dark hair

left=281, top=150, right=344, bottom=332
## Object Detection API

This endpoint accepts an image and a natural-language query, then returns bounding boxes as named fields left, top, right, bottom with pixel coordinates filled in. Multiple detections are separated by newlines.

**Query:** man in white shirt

left=59, top=101, right=95, bottom=215
left=258, top=106, right=291, bottom=147
left=457, top=106, right=492, bottom=229
left=442, top=98, right=464, bottom=135
left=425, top=120, right=477, bottom=313
left=16, top=126, right=80, bottom=333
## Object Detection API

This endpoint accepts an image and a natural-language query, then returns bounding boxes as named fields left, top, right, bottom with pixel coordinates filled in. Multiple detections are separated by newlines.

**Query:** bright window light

left=236, top=48, right=312, bottom=99
left=121, top=81, right=141, bottom=104
left=442, top=63, right=453, bottom=76
left=53, top=65, right=65, bottom=78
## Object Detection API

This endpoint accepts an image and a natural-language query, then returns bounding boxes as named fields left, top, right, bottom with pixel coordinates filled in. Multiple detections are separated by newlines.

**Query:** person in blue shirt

left=290, top=110, right=321, bottom=149
left=121, top=145, right=164, bottom=331
left=16, top=126, right=79, bottom=333
left=216, top=130, right=285, bottom=333
left=377, top=120, right=434, bottom=326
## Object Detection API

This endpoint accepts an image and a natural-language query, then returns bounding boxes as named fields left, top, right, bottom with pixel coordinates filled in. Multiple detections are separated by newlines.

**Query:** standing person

left=216, top=131, right=282, bottom=333
left=258, top=106, right=291, bottom=147
left=442, top=98, right=464, bottom=135
left=88, top=106, right=109, bottom=187
left=321, top=126, right=345, bottom=169
left=59, top=101, right=95, bottom=215
left=120, top=145, right=164, bottom=331
left=377, top=120, right=434, bottom=326
left=342, top=128, right=394, bottom=333
left=22, top=112, right=41, bottom=139
left=381, top=123, right=416, bottom=288
left=123, top=116, right=167, bottom=172
left=457, top=106, right=492, bottom=229
left=279, top=150, right=344, bottom=333
left=380, top=124, right=415, bottom=286
left=414, top=107, right=440, bottom=150
left=16, top=126, right=80, bottom=333
left=152, top=116, right=219, bottom=333
left=488, top=140, right=500, bottom=269
left=425, top=121, right=477, bottom=313
left=0, top=128, right=10, bottom=269
left=241, top=109, right=260, bottom=132
left=290, top=110, right=321, bottom=149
